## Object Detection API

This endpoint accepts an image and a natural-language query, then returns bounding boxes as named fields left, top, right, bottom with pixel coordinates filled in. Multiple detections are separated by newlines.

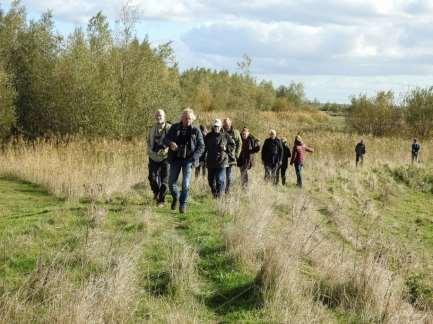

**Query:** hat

left=213, top=119, right=222, bottom=127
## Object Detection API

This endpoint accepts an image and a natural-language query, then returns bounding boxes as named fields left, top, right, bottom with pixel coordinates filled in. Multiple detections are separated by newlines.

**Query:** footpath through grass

left=151, top=191, right=264, bottom=322
left=0, top=177, right=265, bottom=322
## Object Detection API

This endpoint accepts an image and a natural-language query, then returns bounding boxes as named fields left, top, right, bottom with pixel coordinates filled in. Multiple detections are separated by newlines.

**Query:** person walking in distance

left=164, top=108, right=204, bottom=214
left=412, top=138, right=421, bottom=164
left=195, top=125, right=208, bottom=178
left=147, top=109, right=171, bottom=207
left=355, top=139, right=366, bottom=167
left=237, top=127, right=260, bottom=187
left=261, top=129, right=283, bottom=185
left=290, top=135, right=314, bottom=188
left=222, top=118, right=241, bottom=193
left=204, top=119, right=235, bottom=198
left=280, top=137, right=291, bottom=185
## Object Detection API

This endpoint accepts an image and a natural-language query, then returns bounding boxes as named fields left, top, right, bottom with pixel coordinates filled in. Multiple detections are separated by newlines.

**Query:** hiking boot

left=179, top=206, right=186, bottom=214
left=157, top=201, right=165, bottom=208
left=171, top=198, right=178, bottom=211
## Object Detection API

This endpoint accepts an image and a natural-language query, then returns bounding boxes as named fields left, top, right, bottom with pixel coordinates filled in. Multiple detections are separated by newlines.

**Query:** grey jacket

left=147, top=122, right=171, bottom=162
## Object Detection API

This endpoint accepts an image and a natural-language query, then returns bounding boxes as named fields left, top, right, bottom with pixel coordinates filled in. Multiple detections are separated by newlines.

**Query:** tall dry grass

left=1, top=112, right=433, bottom=323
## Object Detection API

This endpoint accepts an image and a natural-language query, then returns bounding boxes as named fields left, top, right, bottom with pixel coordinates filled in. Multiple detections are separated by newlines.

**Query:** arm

left=192, top=128, right=205, bottom=162
left=261, top=140, right=266, bottom=162
left=305, top=145, right=314, bottom=153
left=278, top=140, right=284, bottom=165
left=163, top=124, right=176, bottom=147
left=234, top=130, right=241, bottom=159
left=147, top=127, right=155, bottom=154
left=290, top=146, right=296, bottom=165
left=251, top=137, right=261, bottom=154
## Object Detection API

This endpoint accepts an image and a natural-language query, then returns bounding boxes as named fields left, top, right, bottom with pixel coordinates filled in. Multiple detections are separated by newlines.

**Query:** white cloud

left=6, top=0, right=433, bottom=102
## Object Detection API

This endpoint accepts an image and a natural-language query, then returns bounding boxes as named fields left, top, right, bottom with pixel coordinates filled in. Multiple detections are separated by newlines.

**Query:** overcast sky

left=3, top=0, right=433, bottom=103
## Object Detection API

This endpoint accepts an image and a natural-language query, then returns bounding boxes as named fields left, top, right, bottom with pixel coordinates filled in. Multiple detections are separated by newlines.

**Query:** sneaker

left=179, top=206, right=186, bottom=214
left=171, top=198, right=178, bottom=211
left=157, top=201, right=165, bottom=208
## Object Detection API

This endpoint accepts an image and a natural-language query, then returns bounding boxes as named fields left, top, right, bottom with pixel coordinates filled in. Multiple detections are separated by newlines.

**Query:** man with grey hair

left=147, top=109, right=171, bottom=206
left=205, top=119, right=235, bottom=198
left=261, top=129, right=283, bottom=185
left=222, top=118, right=241, bottom=193
left=164, top=108, right=204, bottom=213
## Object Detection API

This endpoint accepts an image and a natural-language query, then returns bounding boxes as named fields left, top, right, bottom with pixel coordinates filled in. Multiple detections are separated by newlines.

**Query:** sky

left=2, top=0, right=433, bottom=103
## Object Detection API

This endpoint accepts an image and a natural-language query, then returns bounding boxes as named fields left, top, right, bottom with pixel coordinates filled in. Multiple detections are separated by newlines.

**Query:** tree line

left=1, top=2, right=432, bottom=140
left=347, top=89, right=433, bottom=138
left=0, top=2, right=306, bottom=139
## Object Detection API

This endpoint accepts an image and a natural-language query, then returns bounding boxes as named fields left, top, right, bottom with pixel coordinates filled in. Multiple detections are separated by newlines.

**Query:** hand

left=169, top=142, right=178, bottom=151
left=157, top=148, right=169, bottom=156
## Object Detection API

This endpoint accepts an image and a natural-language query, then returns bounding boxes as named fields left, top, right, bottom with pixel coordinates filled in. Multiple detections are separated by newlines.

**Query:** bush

left=404, top=87, right=433, bottom=138
left=347, top=91, right=402, bottom=136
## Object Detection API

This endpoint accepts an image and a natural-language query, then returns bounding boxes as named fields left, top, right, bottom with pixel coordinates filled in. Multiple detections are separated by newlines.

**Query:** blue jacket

left=164, top=122, right=205, bottom=165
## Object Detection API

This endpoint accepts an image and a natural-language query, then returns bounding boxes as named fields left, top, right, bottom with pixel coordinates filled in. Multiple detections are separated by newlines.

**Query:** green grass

left=3, top=164, right=433, bottom=321
left=150, top=192, right=265, bottom=322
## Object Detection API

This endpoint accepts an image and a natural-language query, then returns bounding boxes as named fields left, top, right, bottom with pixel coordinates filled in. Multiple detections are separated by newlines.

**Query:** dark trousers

left=240, top=167, right=249, bottom=188
left=148, top=159, right=169, bottom=203
left=280, top=164, right=288, bottom=185
left=207, top=167, right=226, bottom=198
left=412, top=153, right=419, bottom=164
left=225, top=165, right=234, bottom=193
left=294, top=163, right=303, bottom=188
left=356, top=154, right=364, bottom=167
left=264, top=165, right=279, bottom=185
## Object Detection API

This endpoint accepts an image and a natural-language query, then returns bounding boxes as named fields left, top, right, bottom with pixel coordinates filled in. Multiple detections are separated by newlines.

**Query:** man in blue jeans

left=164, top=108, right=204, bottom=213
left=205, top=119, right=235, bottom=198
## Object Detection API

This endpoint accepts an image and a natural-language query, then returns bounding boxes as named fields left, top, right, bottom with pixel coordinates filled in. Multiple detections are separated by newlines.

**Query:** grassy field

left=1, top=112, right=433, bottom=323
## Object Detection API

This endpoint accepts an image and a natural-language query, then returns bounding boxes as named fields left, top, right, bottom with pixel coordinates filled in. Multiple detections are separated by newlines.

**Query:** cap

left=213, top=119, right=222, bottom=127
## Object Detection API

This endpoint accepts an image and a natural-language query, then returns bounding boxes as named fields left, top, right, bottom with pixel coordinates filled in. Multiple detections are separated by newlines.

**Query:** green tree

left=347, top=91, right=401, bottom=136
left=404, top=87, right=433, bottom=138
left=276, top=82, right=305, bottom=107
left=0, top=65, right=16, bottom=138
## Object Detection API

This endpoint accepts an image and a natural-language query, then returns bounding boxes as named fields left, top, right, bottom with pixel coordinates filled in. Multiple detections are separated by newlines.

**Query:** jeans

left=294, top=163, right=303, bottom=187
left=208, top=167, right=226, bottom=198
left=264, top=165, right=279, bottom=185
left=148, top=159, right=169, bottom=203
left=225, top=165, right=234, bottom=193
left=168, top=159, right=193, bottom=208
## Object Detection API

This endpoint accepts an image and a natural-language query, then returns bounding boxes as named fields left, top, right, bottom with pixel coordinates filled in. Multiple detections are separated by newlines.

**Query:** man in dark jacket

left=261, top=129, right=283, bottom=185
left=412, top=138, right=421, bottom=164
left=237, top=127, right=260, bottom=187
left=279, top=137, right=291, bottom=185
left=147, top=109, right=171, bottom=206
left=205, top=119, right=235, bottom=198
left=355, top=139, right=366, bottom=167
left=223, top=118, right=241, bottom=193
left=164, top=108, right=204, bottom=213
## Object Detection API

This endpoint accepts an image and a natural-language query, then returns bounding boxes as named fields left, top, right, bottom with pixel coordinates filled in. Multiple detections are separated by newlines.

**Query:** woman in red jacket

left=290, top=135, right=314, bottom=188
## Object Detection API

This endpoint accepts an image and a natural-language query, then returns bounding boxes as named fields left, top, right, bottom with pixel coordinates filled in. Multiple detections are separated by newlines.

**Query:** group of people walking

left=147, top=108, right=315, bottom=213
left=147, top=108, right=422, bottom=214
